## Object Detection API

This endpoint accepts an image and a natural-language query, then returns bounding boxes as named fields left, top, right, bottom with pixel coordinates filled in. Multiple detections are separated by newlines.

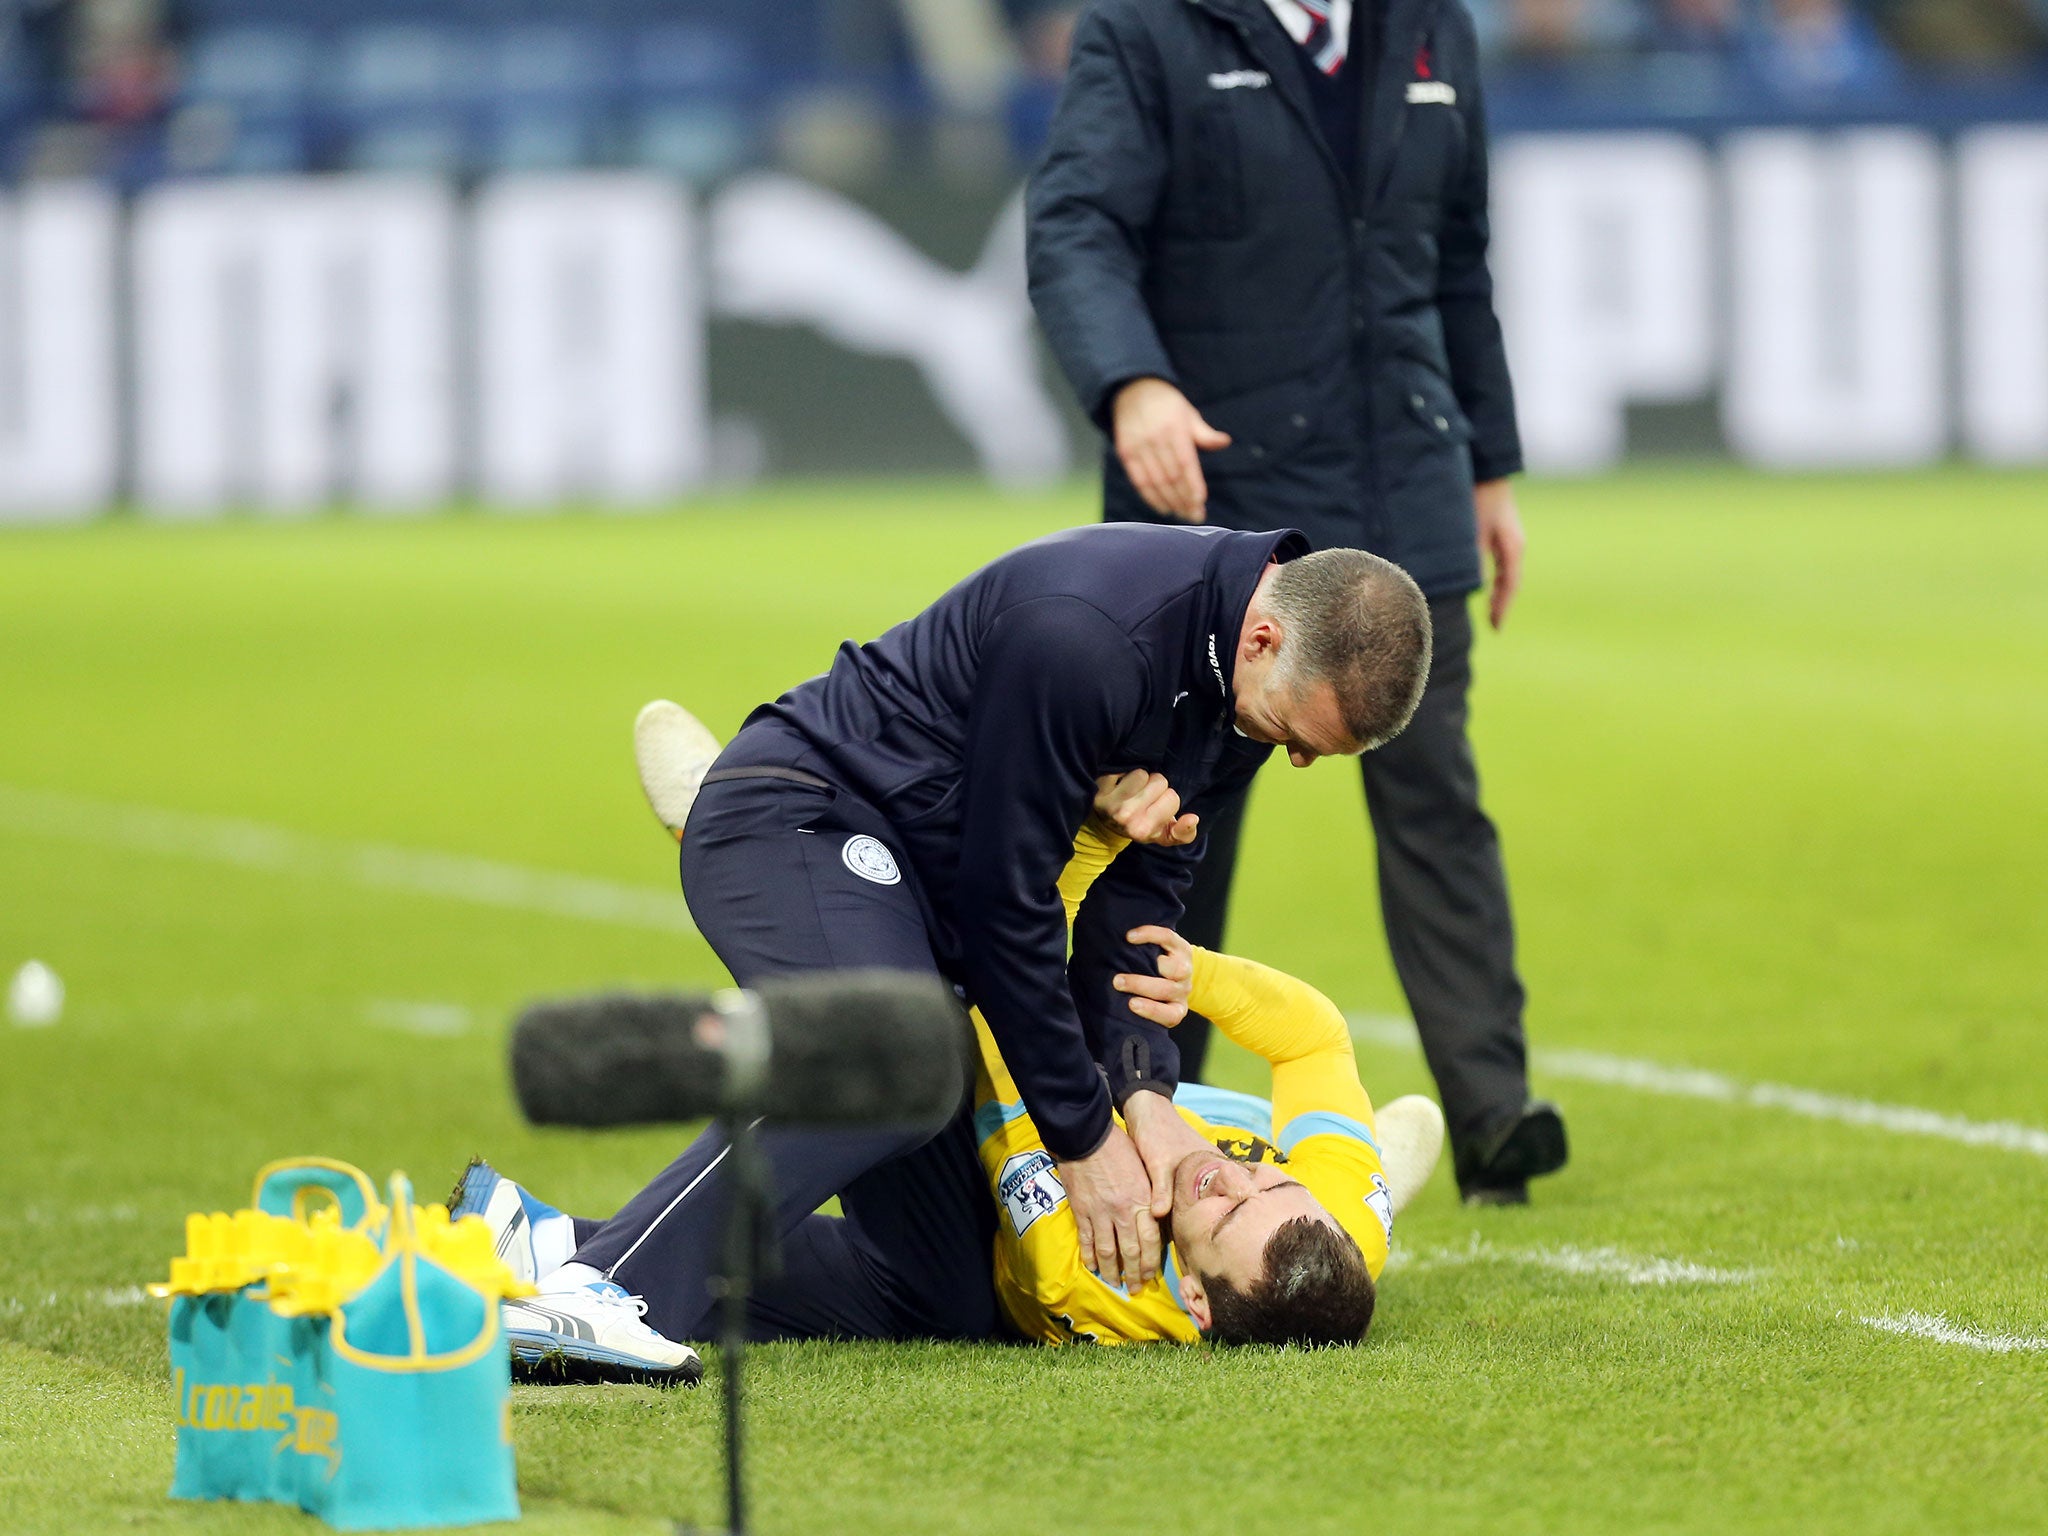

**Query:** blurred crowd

left=0, top=0, right=2043, bottom=187
left=1478, top=0, right=2048, bottom=94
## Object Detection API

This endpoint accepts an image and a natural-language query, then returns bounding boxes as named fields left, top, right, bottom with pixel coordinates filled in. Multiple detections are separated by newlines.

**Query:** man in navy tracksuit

left=504, top=523, right=1430, bottom=1364
left=1027, top=0, right=1568, bottom=1202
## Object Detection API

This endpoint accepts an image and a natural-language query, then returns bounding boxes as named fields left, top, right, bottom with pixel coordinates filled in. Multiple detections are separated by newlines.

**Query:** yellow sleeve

left=1185, top=947, right=1353, bottom=1068
left=1185, top=948, right=1390, bottom=1278
left=1056, top=822, right=1130, bottom=929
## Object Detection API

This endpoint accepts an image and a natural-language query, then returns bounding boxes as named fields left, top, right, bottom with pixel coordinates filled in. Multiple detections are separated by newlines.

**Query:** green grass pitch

left=2, top=466, right=2044, bottom=1534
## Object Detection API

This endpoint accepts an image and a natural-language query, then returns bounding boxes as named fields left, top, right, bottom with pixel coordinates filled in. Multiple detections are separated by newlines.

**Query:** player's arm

left=1187, top=943, right=1375, bottom=1148
left=1057, top=818, right=1129, bottom=929
left=953, top=598, right=1172, bottom=1289
left=1125, top=934, right=1392, bottom=1275
left=1067, top=737, right=1268, bottom=1109
left=954, top=597, right=1149, bottom=1161
left=1181, top=947, right=1360, bottom=1090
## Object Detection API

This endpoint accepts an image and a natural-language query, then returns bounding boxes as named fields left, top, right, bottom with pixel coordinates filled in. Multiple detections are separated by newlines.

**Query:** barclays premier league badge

left=998, top=1152, right=1067, bottom=1236
left=841, top=835, right=901, bottom=886
left=1364, top=1172, right=1394, bottom=1245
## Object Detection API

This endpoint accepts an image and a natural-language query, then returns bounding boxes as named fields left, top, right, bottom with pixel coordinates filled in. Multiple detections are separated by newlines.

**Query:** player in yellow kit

left=975, top=816, right=1443, bottom=1346
left=461, top=721, right=1441, bottom=1360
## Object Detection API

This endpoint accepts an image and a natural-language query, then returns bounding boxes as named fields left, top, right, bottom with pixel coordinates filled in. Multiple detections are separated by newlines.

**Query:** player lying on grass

left=458, top=731, right=1442, bottom=1367
left=972, top=808, right=1445, bottom=1345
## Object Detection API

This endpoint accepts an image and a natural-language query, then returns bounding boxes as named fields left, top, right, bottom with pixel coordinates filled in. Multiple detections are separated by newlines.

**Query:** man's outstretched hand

left=1112, top=377, right=1231, bottom=523
left=1060, top=1124, right=1161, bottom=1290
left=1091, top=770, right=1199, bottom=847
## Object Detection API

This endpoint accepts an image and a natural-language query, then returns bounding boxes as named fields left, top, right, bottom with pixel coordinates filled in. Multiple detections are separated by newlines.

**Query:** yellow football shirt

left=971, top=826, right=1393, bottom=1345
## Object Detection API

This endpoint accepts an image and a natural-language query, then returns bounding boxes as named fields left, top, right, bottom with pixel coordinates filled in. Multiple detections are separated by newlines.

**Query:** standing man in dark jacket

left=1027, top=0, right=1568, bottom=1203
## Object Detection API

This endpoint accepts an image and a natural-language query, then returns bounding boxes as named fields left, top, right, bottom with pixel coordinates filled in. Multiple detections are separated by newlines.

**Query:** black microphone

left=509, top=970, right=973, bottom=1130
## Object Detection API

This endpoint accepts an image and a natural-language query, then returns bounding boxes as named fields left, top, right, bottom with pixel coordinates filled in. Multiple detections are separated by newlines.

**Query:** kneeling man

left=460, top=781, right=1441, bottom=1359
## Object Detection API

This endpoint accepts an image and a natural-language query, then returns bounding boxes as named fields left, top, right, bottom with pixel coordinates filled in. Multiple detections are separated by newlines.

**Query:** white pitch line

left=1858, top=1311, right=2048, bottom=1355
left=4, top=1203, right=142, bottom=1229
left=1389, top=1236, right=1760, bottom=1287
left=1522, top=1244, right=1762, bottom=1286
left=0, top=782, right=696, bottom=937
left=364, top=999, right=474, bottom=1037
left=1349, top=1015, right=2048, bottom=1161
left=9, top=782, right=2044, bottom=1164
left=0, top=1287, right=157, bottom=1315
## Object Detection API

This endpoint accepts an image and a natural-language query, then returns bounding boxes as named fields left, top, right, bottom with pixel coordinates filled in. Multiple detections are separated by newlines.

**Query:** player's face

left=1169, top=1149, right=1339, bottom=1287
left=1233, top=673, right=1359, bottom=768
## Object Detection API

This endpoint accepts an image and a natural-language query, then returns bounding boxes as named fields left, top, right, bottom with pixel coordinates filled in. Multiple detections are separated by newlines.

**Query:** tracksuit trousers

left=567, top=723, right=1001, bottom=1345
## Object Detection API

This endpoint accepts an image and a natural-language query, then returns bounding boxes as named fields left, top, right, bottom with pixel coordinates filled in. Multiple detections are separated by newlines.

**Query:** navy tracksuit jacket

left=747, top=521, right=1303, bottom=1159
left=575, top=525, right=1307, bottom=1343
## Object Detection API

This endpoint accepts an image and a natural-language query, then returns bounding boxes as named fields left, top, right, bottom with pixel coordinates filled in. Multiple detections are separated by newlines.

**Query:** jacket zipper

left=1184, top=0, right=1352, bottom=228
left=1182, top=0, right=1440, bottom=527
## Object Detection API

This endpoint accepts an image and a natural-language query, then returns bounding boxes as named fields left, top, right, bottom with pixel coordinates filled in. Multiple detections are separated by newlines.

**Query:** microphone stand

left=710, top=1112, right=773, bottom=1536
left=679, top=988, right=777, bottom=1535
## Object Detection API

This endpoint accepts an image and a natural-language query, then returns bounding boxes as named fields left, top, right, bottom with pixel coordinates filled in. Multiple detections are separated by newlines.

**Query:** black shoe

left=1461, top=1178, right=1530, bottom=1207
left=1456, top=1101, right=1568, bottom=1206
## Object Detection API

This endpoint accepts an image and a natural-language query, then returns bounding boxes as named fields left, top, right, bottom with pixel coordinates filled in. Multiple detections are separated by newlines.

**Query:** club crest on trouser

left=840, top=835, right=901, bottom=885
left=997, top=1151, right=1067, bottom=1235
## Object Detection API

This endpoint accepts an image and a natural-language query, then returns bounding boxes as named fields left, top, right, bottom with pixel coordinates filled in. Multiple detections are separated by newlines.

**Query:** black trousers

left=568, top=728, right=1001, bottom=1344
left=1176, top=595, right=1529, bottom=1155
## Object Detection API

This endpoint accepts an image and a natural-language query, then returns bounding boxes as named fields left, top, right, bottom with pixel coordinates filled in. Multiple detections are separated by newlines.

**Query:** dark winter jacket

left=1028, top=0, right=1520, bottom=596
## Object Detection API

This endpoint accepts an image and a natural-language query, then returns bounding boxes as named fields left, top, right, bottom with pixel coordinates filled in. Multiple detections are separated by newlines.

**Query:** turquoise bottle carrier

left=156, top=1158, right=530, bottom=1530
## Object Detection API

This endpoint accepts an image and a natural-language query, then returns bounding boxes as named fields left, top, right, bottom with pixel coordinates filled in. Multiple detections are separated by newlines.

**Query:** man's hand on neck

left=1121, top=1088, right=1211, bottom=1224
left=1059, top=1123, right=1162, bottom=1291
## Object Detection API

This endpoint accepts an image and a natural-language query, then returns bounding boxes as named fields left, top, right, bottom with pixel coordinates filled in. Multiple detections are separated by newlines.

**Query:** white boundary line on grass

left=1389, top=1237, right=1762, bottom=1286
left=1348, top=1016, right=2048, bottom=1161
left=0, top=782, right=697, bottom=937
left=364, top=998, right=475, bottom=1037
left=10, top=783, right=2046, bottom=1166
left=0, top=1287, right=153, bottom=1317
left=1858, top=1312, right=2048, bottom=1354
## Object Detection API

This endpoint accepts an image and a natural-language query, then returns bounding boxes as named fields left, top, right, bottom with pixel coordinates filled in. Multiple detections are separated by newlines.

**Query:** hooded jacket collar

left=1191, top=528, right=1312, bottom=713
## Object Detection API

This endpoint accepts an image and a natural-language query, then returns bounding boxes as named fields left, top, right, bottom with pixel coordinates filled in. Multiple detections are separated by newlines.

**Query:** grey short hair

left=1263, top=550, right=1432, bottom=750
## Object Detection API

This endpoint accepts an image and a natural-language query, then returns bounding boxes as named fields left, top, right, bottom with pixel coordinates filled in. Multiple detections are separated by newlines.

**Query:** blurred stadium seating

left=0, top=0, right=840, bottom=180
left=0, top=0, right=2040, bottom=183
left=0, top=0, right=2041, bottom=515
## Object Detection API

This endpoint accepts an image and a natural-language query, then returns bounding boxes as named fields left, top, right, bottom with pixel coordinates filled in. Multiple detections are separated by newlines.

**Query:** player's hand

left=1112, top=377, right=1231, bottom=523
left=1114, top=923, right=1193, bottom=1027
left=1120, top=1088, right=1205, bottom=1221
left=1091, top=771, right=1199, bottom=848
left=1475, top=477, right=1525, bottom=631
left=1060, top=1124, right=1162, bottom=1290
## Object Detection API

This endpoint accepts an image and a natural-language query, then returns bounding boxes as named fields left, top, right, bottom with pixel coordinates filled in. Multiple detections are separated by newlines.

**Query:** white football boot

left=1376, top=1095, right=1447, bottom=1216
left=502, top=1279, right=704, bottom=1388
left=633, top=700, right=723, bottom=841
